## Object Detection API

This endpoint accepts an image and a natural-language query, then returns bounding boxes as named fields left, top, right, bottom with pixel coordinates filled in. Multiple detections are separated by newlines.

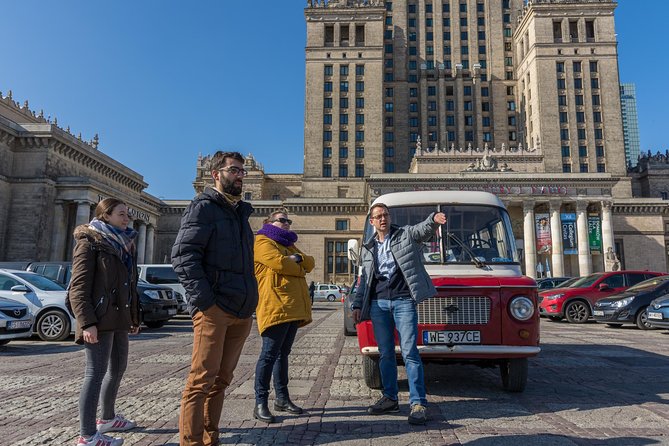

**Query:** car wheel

left=37, top=309, right=71, bottom=341
left=548, top=316, right=562, bottom=322
left=500, top=358, right=528, bottom=392
left=362, top=355, right=382, bottom=389
left=564, top=301, right=590, bottom=324
left=606, top=323, right=623, bottom=328
left=144, top=320, right=166, bottom=329
left=635, top=307, right=654, bottom=330
left=327, top=294, right=336, bottom=302
left=344, top=318, right=356, bottom=336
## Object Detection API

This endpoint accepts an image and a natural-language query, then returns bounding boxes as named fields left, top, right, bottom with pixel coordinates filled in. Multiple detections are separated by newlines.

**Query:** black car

left=647, top=294, right=669, bottom=329
left=343, top=279, right=359, bottom=336
left=137, top=280, right=179, bottom=329
left=536, top=277, right=572, bottom=291
left=593, top=275, right=669, bottom=330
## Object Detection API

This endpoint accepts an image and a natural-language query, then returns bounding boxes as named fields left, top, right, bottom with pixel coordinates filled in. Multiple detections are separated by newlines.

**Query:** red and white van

left=348, top=191, right=540, bottom=392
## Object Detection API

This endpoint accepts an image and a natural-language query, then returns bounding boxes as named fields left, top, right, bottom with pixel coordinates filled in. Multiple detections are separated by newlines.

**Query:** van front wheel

left=362, top=355, right=382, bottom=389
left=500, top=358, right=528, bottom=392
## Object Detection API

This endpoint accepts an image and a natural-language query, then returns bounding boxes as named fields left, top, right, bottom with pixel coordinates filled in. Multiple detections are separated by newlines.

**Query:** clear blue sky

left=0, top=0, right=665, bottom=199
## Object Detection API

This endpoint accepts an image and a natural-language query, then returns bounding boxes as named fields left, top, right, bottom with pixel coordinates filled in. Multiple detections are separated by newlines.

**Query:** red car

left=539, top=270, right=667, bottom=323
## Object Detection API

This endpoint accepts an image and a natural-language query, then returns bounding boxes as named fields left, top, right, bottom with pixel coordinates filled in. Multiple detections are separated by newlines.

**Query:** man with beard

left=172, top=151, right=258, bottom=446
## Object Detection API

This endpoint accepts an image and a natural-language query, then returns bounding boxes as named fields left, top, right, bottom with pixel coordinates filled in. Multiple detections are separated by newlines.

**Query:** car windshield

left=15, top=272, right=65, bottom=291
left=560, top=277, right=580, bottom=288
left=363, top=204, right=518, bottom=264
left=568, top=273, right=605, bottom=288
left=626, top=276, right=669, bottom=293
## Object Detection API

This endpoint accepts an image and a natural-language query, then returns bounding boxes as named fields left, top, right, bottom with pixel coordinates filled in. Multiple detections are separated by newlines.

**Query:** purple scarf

left=257, top=223, right=298, bottom=247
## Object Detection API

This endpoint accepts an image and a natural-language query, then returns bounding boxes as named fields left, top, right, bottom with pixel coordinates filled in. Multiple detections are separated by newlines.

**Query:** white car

left=314, top=283, right=343, bottom=302
left=0, top=297, right=34, bottom=346
left=137, top=264, right=188, bottom=313
left=0, top=269, right=75, bottom=341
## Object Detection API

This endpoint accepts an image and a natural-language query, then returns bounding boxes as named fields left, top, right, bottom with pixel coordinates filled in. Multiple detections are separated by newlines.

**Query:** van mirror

left=347, top=239, right=360, bottom=264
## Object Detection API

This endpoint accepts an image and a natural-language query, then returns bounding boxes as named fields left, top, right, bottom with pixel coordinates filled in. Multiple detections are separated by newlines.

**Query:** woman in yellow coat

left=252, top=210, right=315, bottom=423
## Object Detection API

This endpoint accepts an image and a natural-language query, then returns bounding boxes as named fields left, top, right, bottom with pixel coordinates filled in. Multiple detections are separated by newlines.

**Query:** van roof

left=371, top=191, right=505, bottom=209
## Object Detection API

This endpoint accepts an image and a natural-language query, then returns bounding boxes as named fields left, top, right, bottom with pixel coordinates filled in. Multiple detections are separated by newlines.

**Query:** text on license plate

left=647, top=311, right=663, bottom=320
left=423, top=330, right=481, bottom=344
left=7, top=320, right=32, bottom=330
left=593, top=310, right=604, bottom=316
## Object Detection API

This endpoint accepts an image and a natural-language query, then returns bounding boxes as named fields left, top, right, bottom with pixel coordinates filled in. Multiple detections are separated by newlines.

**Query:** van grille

left=417, top=296, right=491, bottom=325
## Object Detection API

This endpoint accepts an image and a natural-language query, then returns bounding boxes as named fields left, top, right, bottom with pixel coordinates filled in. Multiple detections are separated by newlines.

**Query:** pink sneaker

left=76, top=431, right=124, bottom=446
left=96, top=413, right=136, bottom=433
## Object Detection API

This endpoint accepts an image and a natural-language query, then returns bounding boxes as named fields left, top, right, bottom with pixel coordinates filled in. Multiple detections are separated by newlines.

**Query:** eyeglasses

left=370, top=212, right=390, bottom=221
left=219, top=166, right=248, bottom=177
left=273, top=217, right=293, bottom=225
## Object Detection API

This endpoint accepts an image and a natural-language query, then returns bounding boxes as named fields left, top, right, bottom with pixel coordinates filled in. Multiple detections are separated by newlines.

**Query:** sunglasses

left=273, top=217, right=293, bottom=225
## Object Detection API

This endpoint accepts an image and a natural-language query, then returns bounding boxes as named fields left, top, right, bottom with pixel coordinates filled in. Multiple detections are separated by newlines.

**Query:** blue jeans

left=79, top=330, right=129, bottom=436
left=254, top=321, right=299, bottom=404
left=370, top=297, right=427, bottom=406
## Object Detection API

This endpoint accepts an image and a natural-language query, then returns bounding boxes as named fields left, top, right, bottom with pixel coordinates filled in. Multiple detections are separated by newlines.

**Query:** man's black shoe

left=367, top=396, right=400, bottom=415
left=253, top=403, right=276, bottom=423
left=274, top=399, right=303, bottom=414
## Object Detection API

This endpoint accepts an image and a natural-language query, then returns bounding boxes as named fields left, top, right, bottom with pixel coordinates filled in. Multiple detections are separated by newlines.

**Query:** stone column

left=144, top=225, right=155, bottom=264
left=576, top=201, right=592, bottom=276
left=75, top=201, right=92, bottom=227
left=601, top=201, right=615, bottom=270
left=50, top=201, right=68, bottom=260
left=523, top=201, right=537, bottom=278
left=549, top=200, right=564, bottom=277
left=136, top=222, right=147, bottom=264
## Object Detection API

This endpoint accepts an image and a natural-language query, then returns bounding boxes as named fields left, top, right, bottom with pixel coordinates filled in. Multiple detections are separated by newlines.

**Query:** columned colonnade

left=518, top=199, right=614, bottom=279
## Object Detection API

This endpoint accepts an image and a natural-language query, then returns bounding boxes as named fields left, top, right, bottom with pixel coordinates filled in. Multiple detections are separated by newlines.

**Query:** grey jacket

left=352, top=213, right=439, bottom=320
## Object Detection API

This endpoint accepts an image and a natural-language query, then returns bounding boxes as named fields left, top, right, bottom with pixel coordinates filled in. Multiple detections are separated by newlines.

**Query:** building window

left=427, top=86, right=436, bottom=96
left=463, top=101, right=472, bottom=111
left=464, top=86, right=472, bottom=96
left=577, top=128, right=586, bottom=140
left=324, top=82, right=333, bottom=92
left=556, top=61, right=565, bottom=73
left=589, top=61, right=598, bottom=72
left=324, top=65, right=333, bottom=76
left=508, top=115, right=516, bottom=126
left=356, top=131, right=365, bottom=142
left=340, top=65, right=349, bottom=76
left=593, top=112, right=601, bottom=123
left=384, top=146, right=394, bottom=157
left=324, top=114, right=332, bottom=125
left=507, top=101, right=516, bottom=111
left=384, top=161, right=395, bottom=172
left=356, top=113, right=364, bottom=125
left=323, top=164, right=332, bottom=177
left=323, top=147, right=332, bottom=158
left=597, top=163, right=605, bottom=172
left=481, top=87, right=489, bottom=96
left=355, top=146, right=365, bottom=158
left=576, top=111, right=585, bottom=123
left=409, top=117, right=418, bottom=127
left=340, top=97, right=349, bottom=108
left=579, top=145, right=587, bottom=157
left=482, top=116, right=490, bottom=127
left=339, top=146, right=348, bottom=158
left=586, top=20, right=595, bottom=40
left=561, top=145, right=570, bottom=157
left=560, top=129, right=569, bottom=140
left=385, top=102, right=393, bottom=112
left=356, top=64, right=365, bottom=75
left=340, top=81, right=349, bottom=92
left=574, top=78, right=582, bottom=89
left=356, top=81, right=365, bottom=92
left=339, top=130, right=348, bottom=141
left=575, top=95, right=584, bottom=106
left=595, top=128, right=603, bottom=139
left=481, top=102, right=490, bottom=111
left=409, top=102, right=418, bottom=112
left=563, top=164, right=572, bottom=173
left=323, top=130, right=332, bottom=141
left=508, top=131, right=517, bottom=141
left=573, top=61, right=582, bottom=72
left=557, top=78, right=566, bottom=89
left=244, top=192, right=252, bottom=201
left=428, top=116, right=437, bottom=126
left=559, top=112, right=568, bottom=123
left=339, top=164, right=348, bottom=177
left=355, top=163, right=365, bottom=177
left=384, top=131, right=393, bottom=142
left=324, top=97, right=333, bottom=109
left=340, top=114, right=348, bottom=125
left=591, top=78, right=599, bottom=89
left=464, top=116, right=473, bottom=126
left=580, top=163, right=588, bottom=173
left=356, top=97, right=365, bottom=108
left=326, top=240, right=351, bottom=274
left=596, top=145, right=604, bottom=157
left=443, top=17, right=450, bottom=27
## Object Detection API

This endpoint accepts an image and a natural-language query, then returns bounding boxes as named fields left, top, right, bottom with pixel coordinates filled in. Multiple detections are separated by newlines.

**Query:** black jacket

left=171, top=187, right=258, bottom=318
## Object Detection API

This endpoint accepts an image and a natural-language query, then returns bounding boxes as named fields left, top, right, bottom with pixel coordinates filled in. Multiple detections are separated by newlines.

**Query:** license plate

left=593, top=310, right=604, bottom=316
left=647, top=311, right=663, bottom=320
left=423, top=330, right=481, bottom=344
left=7, top=320, right=32, bottom=330
left=168, top=308, right=177, bottom=315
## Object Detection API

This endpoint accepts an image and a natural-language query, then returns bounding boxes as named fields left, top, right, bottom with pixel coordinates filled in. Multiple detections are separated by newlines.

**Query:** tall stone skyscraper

left=619, top=83, right=641, bottom=168
left=304, top=0, right=626, bottom=181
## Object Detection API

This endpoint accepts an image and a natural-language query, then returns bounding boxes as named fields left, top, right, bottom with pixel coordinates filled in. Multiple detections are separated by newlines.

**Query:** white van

left=137, top=264, right=187, bottom=314
left=314, top=283, right=343, bottom=302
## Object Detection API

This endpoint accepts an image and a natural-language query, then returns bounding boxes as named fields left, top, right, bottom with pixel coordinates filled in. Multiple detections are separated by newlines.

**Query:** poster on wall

left=561, top=213, right=577, bottom=255
left=588, top=214, right=602, bottom=254
left=535, top=213, right=552, bottom=255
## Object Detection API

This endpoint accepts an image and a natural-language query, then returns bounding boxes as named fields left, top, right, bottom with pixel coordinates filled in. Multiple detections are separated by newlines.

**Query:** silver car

left=0, top=297, right=34, bottom=346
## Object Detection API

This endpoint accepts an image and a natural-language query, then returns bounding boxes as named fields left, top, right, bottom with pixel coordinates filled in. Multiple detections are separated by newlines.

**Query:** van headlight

left=510, top=296, right=535, bottom=321
left=144, top=290, right=160, bottom=300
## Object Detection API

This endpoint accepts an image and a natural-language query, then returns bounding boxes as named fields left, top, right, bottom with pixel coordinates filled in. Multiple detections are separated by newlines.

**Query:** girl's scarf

left=257, top=223, right=298, bottom=247
left=88, top=218, right=138, bottom=273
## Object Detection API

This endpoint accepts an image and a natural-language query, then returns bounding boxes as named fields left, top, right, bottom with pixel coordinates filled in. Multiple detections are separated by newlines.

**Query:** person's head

left=95, top=198, right=130, bottom=231
left=264, top=209, right=292, bottom=230
left=369, top=203, right=391, bottom=235
left=210, top=151, right=246, bottom=195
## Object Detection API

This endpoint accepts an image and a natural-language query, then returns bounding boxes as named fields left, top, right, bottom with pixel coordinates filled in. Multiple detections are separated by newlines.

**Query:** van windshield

left=363, top=204, right=518, bottom=264
left=145, top=266, right=179, bottom=284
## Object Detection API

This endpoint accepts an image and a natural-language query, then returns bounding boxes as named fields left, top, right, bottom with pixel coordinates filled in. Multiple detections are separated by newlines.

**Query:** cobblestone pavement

left=2, top=303, right=669, bottom=445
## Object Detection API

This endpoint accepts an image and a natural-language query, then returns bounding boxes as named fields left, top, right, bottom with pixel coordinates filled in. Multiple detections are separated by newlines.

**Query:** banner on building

left=588, top=214, right=602, bottom=254
left=561, top=213, right=577, bottom=255
left=535, top=213, right=552, bottom=254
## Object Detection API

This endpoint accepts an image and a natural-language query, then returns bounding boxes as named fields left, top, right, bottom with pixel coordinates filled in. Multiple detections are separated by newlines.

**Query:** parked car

left=536, top=277, right=572, bottom=291
left=137, top=264, right=187, bottom=314
left=539, top=270, right=667, bottom=324
left=646, top=294, right=669, bottom=330
left=342, top=278, right=359, bottom=336
left=594, top=275, right=669, bottom=330
left=137, top=279, right=179, bottom=329
left=313, top=283, right=343, bottom=302
left=0, top=297, right=34, bottom=346
left=26, top=262, right=72, bottom=287
left=0, top=269, right=75, bottom=341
